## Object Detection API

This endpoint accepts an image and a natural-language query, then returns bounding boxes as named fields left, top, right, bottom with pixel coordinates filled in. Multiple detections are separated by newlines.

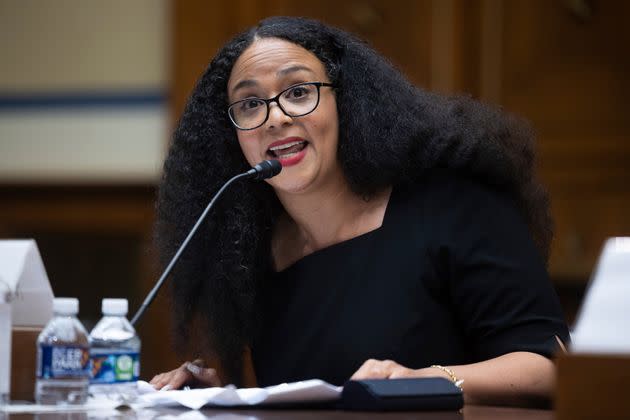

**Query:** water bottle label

left=90, top=351, right=140, bottom=383
left=38, top=345, right=90, bottom=379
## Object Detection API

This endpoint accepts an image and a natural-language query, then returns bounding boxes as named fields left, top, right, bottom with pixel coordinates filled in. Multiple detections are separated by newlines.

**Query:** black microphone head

left=252, top=159, right=282, bottom=180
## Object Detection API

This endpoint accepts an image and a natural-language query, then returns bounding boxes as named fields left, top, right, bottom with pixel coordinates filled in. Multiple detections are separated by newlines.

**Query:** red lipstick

left=267, top=137, right=308, bottom=167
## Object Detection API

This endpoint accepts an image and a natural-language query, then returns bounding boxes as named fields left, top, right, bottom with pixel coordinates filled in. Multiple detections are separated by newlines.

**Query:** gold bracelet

left=430, top=365, right=464, bottom=389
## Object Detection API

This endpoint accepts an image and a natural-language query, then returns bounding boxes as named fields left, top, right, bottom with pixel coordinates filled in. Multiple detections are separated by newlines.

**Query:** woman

left=150, top=16, right=569, bottom=406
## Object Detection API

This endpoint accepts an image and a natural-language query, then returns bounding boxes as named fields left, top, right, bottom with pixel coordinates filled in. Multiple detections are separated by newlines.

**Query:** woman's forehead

left=227, top=38, right=327, bottom=94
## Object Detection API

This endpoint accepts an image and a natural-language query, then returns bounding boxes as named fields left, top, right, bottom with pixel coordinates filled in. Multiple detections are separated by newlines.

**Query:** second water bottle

left=89, top=298, right=141, bottom=396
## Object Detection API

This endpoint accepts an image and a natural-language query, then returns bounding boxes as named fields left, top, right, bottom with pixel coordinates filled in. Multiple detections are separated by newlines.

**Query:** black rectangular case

left=341, top=377, right=464, bottom=411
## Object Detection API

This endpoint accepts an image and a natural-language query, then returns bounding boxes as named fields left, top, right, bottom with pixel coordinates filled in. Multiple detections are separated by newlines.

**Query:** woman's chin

left=267, top=162, right=346, bottom=197
left=269, top=181, right=312, bottom=195
left=267, top=173, right=316, bottom=196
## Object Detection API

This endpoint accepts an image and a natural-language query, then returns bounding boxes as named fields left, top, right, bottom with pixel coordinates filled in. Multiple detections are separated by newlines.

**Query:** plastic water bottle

left=89, top=298, right=141, bottom=397
left=35, top=297, right=90, bottom=404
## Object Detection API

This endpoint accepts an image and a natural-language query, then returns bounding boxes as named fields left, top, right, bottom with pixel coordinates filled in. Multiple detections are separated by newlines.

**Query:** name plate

left=556, top=353, right=630, bottom=420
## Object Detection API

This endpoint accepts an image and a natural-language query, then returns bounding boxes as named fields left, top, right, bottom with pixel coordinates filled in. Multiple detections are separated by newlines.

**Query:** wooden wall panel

left=172, top=0, right=433, bottom=119
left=490, top=0, right=630, bottom=282
left=272, top=0, right=433, bottom=87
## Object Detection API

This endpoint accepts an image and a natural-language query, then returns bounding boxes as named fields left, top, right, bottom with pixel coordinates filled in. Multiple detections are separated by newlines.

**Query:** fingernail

left=161, top=384, right=172, bottom=391
left=186, top=362, right=202, bottom=376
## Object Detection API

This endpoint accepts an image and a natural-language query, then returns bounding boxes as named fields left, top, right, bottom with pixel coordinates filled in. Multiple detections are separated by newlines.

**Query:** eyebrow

left=277, top=65, right=315, bottom=77
left=230, top=65, right=317, bottom=95
left=230, top=79, right=258, bottom=94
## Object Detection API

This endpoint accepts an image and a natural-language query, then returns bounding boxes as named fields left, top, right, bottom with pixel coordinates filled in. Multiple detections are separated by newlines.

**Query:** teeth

left=276, top=151, right=299, bottom=159
left=269, top=140, right=304, bottom=151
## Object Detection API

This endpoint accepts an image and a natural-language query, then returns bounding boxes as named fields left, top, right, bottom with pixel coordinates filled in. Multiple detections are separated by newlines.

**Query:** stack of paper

left=0, top=380, right=341, bottom=414
left=135, top=379, right=341, bottom=409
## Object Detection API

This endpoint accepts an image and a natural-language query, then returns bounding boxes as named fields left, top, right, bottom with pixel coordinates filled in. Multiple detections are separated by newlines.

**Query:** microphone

left=130, top=159, right=282, bottom=326
left=246, top=159, right=282, bottom=180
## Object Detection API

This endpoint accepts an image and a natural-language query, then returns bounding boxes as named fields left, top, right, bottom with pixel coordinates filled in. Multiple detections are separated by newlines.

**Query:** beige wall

left=0, top=0, right=169, bottom=91
left=0, top=0, right=170, bottom=183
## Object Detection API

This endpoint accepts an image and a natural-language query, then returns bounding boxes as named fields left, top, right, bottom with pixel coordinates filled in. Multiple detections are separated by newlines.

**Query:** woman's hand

left=350, top=359, right=452, bottom=381
left=352, top=353, right=556, bottom=406
left=149, top=360, right=222, bottom=390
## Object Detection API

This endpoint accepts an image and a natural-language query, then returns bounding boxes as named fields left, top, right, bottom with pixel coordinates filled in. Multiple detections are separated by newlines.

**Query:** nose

left=266, top=101, right=293, bottom=129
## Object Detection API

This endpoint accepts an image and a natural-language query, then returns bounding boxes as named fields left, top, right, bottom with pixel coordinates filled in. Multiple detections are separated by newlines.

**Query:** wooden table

left=1, top=405, right=553, bottom=419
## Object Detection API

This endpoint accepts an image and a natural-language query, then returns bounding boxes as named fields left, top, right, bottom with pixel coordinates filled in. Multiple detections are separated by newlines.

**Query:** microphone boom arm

left=130, top=171, right=252, bottom=326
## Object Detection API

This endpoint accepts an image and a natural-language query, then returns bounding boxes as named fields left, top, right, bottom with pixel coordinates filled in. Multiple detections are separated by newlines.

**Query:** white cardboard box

left=0, top=239, right=54, bottom=401
left=0, top=239, right=54, bottom=327
left=0, top=292, right=11, bottom=402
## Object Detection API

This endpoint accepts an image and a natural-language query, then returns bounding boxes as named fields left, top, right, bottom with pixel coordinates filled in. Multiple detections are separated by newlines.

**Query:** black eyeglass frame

left=227, top=82, right=335, bottom=131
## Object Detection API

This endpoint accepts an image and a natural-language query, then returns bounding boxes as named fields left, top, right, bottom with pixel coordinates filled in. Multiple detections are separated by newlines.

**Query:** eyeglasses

left=227, top=82, right=334, bottom=130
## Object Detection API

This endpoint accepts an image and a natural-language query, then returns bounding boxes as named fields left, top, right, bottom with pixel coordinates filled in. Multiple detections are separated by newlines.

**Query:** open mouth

left=267, top=140, right=308, bottom=160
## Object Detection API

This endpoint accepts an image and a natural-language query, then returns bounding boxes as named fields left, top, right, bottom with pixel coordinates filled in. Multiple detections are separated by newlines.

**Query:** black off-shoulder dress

left=253, top=170, right=570, bottom=386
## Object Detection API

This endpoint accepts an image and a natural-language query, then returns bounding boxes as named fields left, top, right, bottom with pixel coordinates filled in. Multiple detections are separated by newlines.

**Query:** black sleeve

left=432, top=174, right=570, bottom=361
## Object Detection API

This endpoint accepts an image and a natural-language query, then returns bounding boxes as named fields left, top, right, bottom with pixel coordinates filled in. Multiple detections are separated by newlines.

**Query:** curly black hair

left=155, top=16, right=552, bottom=385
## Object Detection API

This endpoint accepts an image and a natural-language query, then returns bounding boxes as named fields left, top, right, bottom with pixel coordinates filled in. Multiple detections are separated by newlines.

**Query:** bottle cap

left=53, top=297, right=79, bottom=315
left=102, top=298, right=128, bottom=315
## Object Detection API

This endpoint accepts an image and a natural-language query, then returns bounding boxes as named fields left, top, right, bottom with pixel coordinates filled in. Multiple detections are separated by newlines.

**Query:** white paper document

left=136, top=379, right=342, bottom=410
left=0, top=380, right=341, bottom=413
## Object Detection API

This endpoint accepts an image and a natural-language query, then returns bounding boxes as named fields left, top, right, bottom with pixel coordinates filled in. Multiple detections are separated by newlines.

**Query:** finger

left=149, top=373, right=163, bottom=385
left=352, top=359, right=404, bottom=380
left=154, top=374, right=175, bottom=390
left=150, top=363, right=189, bottom=389
left=376, top=360, right=410, bottom=379
left=186, top=363, right=222, bottom=387
left=349, top=359, right=371, bottom=380
left=351, top=359, right=383, bottom=380
left=151, top=373, right=173, bottom=388
left=164, top=365, right=194, bottom=389
left=152, top=378, right=167, bottom=389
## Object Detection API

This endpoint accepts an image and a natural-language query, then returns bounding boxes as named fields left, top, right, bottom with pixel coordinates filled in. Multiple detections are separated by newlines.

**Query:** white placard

left=0, top=293, right=11, bottom=403
left=0, top=240, right=54, bottom=327
left=571, top=237, right=630, bottom=354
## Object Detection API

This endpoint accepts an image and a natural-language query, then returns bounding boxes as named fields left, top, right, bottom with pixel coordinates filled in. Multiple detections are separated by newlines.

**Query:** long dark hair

left=156, top=16, right=552, bottom=384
